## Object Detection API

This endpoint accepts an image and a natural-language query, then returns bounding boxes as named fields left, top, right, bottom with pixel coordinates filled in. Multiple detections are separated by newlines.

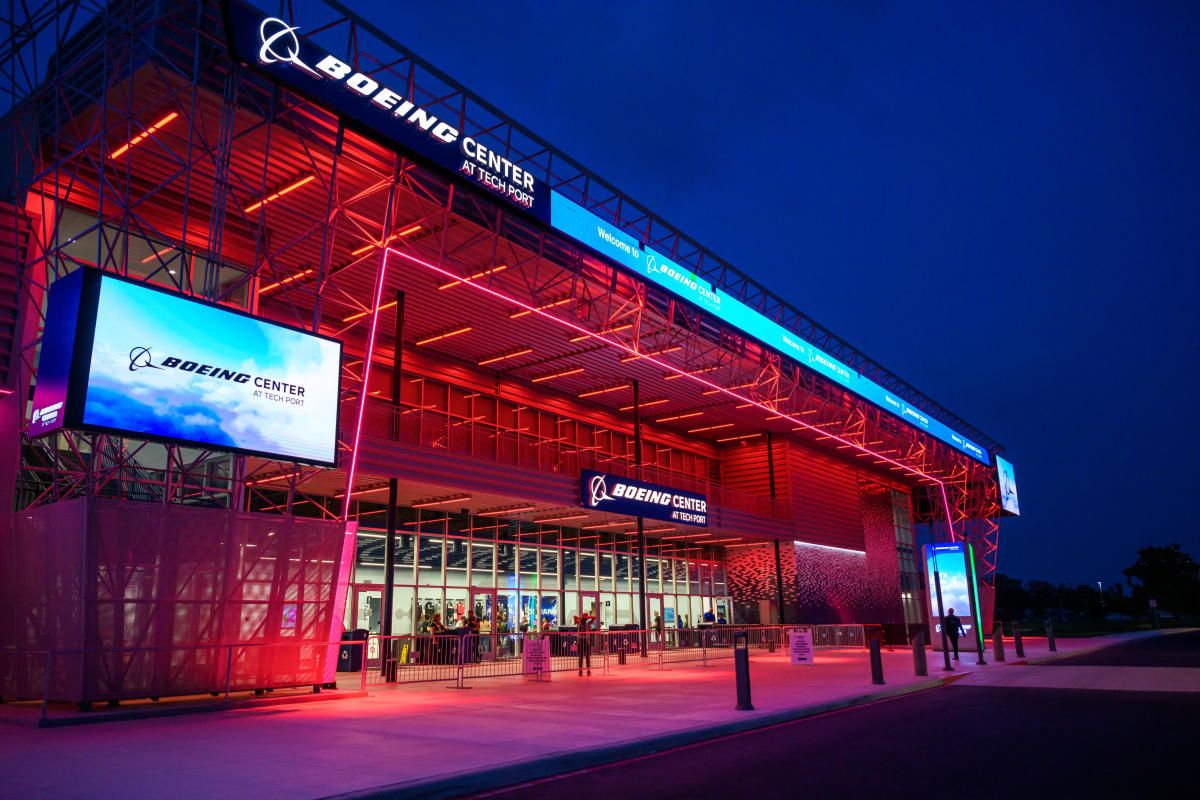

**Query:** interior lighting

left=535, top=513, right=589, bottom=523
left=140, top=245, right=176, bottom=264
left=109, top=111, right=180, bottom=160
left=243, top=174, right=317, bottom=213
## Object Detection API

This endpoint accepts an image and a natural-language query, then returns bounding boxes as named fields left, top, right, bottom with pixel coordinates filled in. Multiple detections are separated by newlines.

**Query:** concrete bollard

left=869, top=638, right=885, bottom=685
left=992, top=627, right=1005, bottom=662
left=734, top=632, right=754, bottom=710
left=1012, top=622, right=1025, bottom=657
left=1046, top=620, right=1057, bottom=652
left=912, top=629, right=928, bottom=676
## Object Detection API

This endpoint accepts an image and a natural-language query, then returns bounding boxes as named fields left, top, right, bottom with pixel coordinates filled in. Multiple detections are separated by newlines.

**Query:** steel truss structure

left=1, top=0, right=1004, bottom=588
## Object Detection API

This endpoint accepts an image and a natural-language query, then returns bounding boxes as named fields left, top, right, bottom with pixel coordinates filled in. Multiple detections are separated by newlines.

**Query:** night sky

left=342, top=1, right=1199, bottom=587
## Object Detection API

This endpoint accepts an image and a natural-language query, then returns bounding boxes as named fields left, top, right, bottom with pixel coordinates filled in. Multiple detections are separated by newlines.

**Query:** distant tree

left=993, top=573, right=1030, bottom=620
left=1123, top=544, right=1200, bottom=615
left=1026, top=579, right=1059, bottom=618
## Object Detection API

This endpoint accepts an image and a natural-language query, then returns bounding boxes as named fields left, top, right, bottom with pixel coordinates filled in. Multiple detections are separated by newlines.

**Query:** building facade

left=0, top=0, right=1011, bottom=700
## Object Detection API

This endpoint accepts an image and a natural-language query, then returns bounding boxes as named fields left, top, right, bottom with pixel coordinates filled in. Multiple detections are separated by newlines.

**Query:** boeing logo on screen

left=587, top=474, right=614, bottom=507
left=257, top=17, right=319, bottom=76
left=128, top=346, right=164, bottom=372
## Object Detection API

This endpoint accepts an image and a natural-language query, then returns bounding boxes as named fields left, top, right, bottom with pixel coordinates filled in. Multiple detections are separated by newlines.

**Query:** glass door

left=470, top=588, right=496, bottom=660
left=354, top=587, right=382, bottom=664
left=578, top=591, right=599, bottom=627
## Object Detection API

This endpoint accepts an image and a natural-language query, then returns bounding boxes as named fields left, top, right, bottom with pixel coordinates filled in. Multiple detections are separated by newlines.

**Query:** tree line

left=994, top=543, right=1199, bottom=621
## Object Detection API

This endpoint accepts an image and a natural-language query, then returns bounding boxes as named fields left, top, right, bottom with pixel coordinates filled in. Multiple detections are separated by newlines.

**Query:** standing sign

left=580, top=470, right=708, bottom=527
left=923, top=542, right=983, bottom=653
left=523, top=635, right=551, bottom=681
left=787, top=627, right=815, bottom=665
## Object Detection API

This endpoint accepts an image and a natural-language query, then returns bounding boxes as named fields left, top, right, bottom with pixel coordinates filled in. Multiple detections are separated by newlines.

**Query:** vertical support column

left=381, top=478, right=398, bottom=678
left=767, top=432, right=785, bottom=625
left=633, top=379, right=648, bottom=656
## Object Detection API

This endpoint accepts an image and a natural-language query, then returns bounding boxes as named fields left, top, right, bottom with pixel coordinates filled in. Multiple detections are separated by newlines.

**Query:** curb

left=35, top=689, right=369, bottom=729
left=325, top=678, right=947, bottom=800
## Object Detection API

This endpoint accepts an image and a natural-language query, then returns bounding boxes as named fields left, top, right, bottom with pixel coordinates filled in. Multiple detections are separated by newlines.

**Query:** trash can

left=338, top=628, right=368, bottom=672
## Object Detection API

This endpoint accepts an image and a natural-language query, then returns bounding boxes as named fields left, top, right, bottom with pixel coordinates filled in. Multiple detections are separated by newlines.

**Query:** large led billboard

left=996, top=455, right=1020, bottom=516
left=30, top=269, right=342, bottom=466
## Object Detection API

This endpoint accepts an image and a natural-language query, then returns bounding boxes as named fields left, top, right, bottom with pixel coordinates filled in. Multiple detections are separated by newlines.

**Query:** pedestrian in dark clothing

left=942, top=608, right=966, bottom=661
left=574, top=610, right=596, bottom=676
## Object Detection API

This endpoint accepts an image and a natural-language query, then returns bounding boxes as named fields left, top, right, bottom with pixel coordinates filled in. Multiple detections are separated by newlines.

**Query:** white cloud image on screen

left=81, top=278, right=340, bottom=464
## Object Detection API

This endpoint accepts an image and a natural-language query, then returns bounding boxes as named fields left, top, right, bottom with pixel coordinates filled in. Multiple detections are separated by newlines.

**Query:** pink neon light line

left=342, top=248, right=391, bottom=519
left=380, top=247, right=959, bottom=536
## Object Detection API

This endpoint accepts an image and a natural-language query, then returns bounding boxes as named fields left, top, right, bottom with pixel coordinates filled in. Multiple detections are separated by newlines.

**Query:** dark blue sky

left=360, top=1, right=1199, bottom=587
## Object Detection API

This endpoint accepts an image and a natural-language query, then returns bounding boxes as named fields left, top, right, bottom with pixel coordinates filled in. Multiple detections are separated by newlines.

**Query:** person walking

left=574, top=608, right=596, bottom=676
left=942, top=608, right=966, bottom=661
left=653, top=612, right=664, bottom=647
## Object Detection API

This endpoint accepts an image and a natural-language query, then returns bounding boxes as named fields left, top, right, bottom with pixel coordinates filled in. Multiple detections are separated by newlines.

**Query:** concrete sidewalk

left=0, top=632, right=1159, bottom=800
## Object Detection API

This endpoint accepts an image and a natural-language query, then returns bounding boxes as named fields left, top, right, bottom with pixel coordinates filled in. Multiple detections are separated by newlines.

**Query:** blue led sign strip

left=550, top=192, right=989, bottom=463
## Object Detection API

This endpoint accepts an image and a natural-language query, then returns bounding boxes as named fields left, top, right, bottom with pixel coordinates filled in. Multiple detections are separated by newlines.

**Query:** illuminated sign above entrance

left=580, top=470, right=707, bottom=527
left=224, top=0, right=549, bottom=220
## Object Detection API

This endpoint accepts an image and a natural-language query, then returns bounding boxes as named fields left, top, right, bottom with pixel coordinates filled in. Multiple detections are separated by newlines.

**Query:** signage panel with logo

left=29, top=268, right=342, bottom=465
left=224, top=0, right=550, bottom=222
left=580, top=469, right=707, bottom=527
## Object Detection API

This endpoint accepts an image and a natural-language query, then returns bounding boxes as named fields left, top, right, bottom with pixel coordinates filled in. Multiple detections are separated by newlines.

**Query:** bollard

left=1012, top=622, right=1025, bottom=658
left=1046, top=620, right=1057, bottom=652
left=992, top=627, right=1005, bottom=662
left=912, top=628, right=928, bottom=676
left=869, top=638, right=885, bottom=685
left=734, top=632, right=754, bottom=710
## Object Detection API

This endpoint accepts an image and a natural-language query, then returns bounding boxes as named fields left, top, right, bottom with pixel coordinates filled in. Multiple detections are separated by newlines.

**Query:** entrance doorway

left=648, top=594, right=664, bottom=645
left=470, top=588, right=496, bottom=660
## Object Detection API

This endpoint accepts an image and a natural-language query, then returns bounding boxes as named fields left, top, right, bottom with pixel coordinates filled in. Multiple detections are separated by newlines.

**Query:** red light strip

left=411, top=494, right=472, bottom=508
left=437, top=264, right=508, bottom=290
left=380, top=247, right=960, bottom=538
left=258, top=267, right=315, bottom=295
left=414, top=325, right=472, bottom=346
left=665, top=364, right=720, bottom=381
left=687, top=422, right=734, bottom=434
left=478, top=347, right=534, bottom=366
left=350, top=224, right=423, bottom=257
left=531, top=366, right=584, bottom=383
left=619, top=398, right=668, bottom=412
left=244, top=174, right=317, bottom=213
left=140, top=245, right=176, bottom=264
left=619, top=345, right=681, bottom=363
left=578, top=383, right=631, bottom=398
left=717, top=432, right=763, bottom=443
left=476, top=505, right=536, bottom=517
left=535, top=513, right=589, bottom=523
left=109, top=111, right=180, bottom=160
left=656, top=411, right=702, bottom=423
left=569, top=323, right=632, bottom=343
left=510, top=297, right=571, bottom=318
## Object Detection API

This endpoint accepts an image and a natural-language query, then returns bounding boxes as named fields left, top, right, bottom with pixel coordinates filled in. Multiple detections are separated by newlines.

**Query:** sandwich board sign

left=788, top=626, right=815, bottom=665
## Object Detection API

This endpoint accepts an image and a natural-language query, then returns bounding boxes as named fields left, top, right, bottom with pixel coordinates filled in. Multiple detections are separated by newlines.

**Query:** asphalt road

left=480, top=632, right=1199, bottom=799
left=1041, top=628, right=1200, bottom=667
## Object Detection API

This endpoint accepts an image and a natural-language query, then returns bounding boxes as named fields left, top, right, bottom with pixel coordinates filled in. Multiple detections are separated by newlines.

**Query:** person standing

left=653, top=612, right=664, bottom=647
left=574, top=608, right=596, bottom=676
left=942, top=608, right=965, bottom=661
